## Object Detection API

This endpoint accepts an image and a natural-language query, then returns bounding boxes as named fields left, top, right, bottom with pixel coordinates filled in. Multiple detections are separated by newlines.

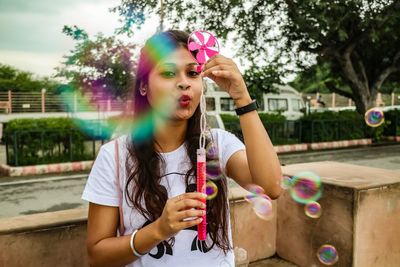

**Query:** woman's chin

left=170, top=110, right=193, bottom=121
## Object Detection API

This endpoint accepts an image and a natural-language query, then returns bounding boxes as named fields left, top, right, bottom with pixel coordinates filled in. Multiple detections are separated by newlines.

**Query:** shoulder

left=100, top=135, right=129, bottom=155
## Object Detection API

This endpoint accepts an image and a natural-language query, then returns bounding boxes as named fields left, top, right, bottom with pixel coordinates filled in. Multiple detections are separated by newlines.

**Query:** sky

left=0, top=0, right=160, bottom=79
left=0, top=0, right=236, bottom=81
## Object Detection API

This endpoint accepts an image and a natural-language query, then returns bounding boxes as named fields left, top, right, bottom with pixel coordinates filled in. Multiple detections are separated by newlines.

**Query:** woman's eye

left=188, top=71, right=200, bottom=77
left=161, top=71, right=175, bottom=77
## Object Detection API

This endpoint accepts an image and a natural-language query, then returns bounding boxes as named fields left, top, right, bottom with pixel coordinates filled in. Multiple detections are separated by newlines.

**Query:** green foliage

left=113, top=0, right=400, bottom=114
left=0, top=64, right=59, bottom=93
left=383, top=109, right=400, bottom=136
left=57, top=25, right=138, bottom=99
left=243, top=65, right=281, bottom=103
left=3, top=118, right=97, bottom=166
left=220, top=113, right=298, bottom=145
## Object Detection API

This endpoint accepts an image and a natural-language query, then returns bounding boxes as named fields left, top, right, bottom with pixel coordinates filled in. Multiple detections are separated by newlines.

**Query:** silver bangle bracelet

left=130, top=229, right=146, bottom=257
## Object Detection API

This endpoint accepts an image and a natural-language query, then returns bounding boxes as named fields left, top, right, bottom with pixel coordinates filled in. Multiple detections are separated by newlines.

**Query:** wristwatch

left=235, top=99, right=259, bottom=116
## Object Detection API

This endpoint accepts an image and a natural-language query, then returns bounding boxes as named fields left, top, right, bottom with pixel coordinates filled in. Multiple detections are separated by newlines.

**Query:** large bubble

left=304, top=201, right=322, bottom=219
left=364, top=107, right=384, bottom=127
left=317, top=244, right=339, bottom=265
left=205, top=180, right=218, bottom=200
left=244, top=184, right=274, bottom=221
left=289, top=171, right=322, bottom=204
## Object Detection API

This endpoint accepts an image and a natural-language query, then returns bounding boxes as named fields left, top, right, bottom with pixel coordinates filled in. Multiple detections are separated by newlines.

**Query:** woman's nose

left=176, top=75, right=191, bottom=90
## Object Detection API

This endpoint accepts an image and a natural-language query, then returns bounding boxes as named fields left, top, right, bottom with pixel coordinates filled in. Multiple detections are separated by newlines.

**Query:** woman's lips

left=179, top=95, right=191, bottom=108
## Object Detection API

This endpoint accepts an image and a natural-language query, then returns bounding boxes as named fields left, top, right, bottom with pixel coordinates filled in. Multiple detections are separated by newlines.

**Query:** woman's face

left=146, top=46, right=203, bottom=121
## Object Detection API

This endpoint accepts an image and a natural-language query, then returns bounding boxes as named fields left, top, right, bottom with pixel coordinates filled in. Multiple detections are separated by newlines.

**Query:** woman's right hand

left=155, top=192, right=207, bottom=240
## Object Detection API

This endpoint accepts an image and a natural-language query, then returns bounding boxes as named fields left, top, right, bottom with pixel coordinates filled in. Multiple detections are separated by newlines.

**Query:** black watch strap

left=235, top=99, right=258, bottom=116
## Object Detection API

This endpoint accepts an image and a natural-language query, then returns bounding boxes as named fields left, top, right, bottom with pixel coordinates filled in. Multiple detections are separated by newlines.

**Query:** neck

left=154, top=120, right=187, bottom=153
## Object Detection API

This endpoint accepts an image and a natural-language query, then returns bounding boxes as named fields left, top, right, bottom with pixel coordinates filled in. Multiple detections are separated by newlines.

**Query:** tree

left=56, top=25, right=138, bottom=100
left=113, top=0, right=400, bottom=114
left=0, top=64, right=58, bottom=93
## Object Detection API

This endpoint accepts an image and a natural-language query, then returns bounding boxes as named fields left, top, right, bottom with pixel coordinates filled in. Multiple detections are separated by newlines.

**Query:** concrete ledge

left=0, top=185, right=277, bottom=266
left=277, top=161, right=400, bottom=267
left=0, top=208, right=87, bottom=235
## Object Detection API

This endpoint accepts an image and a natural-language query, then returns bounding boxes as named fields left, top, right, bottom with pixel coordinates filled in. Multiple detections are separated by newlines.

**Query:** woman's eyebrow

left=159, top=62, right=199, bottom=67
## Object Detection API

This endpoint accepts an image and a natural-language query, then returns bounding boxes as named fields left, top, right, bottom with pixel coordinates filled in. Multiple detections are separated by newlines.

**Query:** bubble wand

left=188, top=30, right=220, bottom=241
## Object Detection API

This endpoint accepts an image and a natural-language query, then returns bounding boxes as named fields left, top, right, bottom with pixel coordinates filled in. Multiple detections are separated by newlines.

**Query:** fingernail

left=199, top=218, right=203, bottom=222
left=201, top=193, right=207, bottom=198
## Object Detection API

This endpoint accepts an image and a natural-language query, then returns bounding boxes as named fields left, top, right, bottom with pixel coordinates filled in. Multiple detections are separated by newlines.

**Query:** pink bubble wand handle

left=197, top=148, right=207, bottom=241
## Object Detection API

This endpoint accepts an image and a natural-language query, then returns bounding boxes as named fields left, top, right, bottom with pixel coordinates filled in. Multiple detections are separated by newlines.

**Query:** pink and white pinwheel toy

left=188, top=30, right=220, bottom=72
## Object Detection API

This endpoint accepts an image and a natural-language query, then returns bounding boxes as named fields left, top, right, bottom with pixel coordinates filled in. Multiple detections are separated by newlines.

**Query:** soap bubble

left=251, top=195, right=274, bottom=220
left=364, top=108, right=384, bottom=127
left=205, top=180, right=218, bottom=200
left=243, top=184, right=274, bottom=220
left=206, top=160, right=224, bottom=180
left=305, top=201, right=322, bottom=218
left=290, top=171, right=322, bottom=204
left=206, top=142, right=219, bottom=159
left=317, top=244, right=339, bottom=265
left=280, top=175, right=292, bottom=190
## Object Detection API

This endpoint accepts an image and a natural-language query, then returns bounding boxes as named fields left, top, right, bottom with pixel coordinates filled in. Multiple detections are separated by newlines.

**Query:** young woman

left=82, top=30, right=282, bottom=267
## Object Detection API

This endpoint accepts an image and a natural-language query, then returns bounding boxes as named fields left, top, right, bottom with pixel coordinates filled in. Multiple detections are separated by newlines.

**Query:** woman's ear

left=140, top=83, right=147, bottom=96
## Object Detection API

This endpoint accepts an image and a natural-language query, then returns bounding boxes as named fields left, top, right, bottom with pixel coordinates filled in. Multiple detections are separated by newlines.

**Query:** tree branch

left=353, top=51, right=369, bottom=88
left=325, top=81, right=354, bottom=100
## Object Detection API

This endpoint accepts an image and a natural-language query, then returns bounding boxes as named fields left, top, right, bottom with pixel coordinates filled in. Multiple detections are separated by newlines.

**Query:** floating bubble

left=305, top=201, right=322, bottom=218
left=206, top=142, right=219, bottom=159
left=364, top=108, right=384, bottom=127
left=317, top=244, right=339, bottom=265
left=251, top=195, right=274, bottom=220
left=205, top=180, right=218, bottom=200
left=246, top=184, right=265, bottom=195
left=289, top=171, right=322, bottom=204
left=234, top=247, right=249, bottom=267
left=206, top=160, right=223, bottom=180
left=280, top=175, right=292, bottom=190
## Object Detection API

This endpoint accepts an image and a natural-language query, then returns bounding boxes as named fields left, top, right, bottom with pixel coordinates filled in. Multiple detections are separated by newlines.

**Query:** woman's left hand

left=201, top=55, right=251, bottom=105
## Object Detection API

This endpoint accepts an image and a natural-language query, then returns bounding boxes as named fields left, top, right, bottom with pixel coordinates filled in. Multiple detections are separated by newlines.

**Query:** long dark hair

left=124, top=30, right=231, bottom=254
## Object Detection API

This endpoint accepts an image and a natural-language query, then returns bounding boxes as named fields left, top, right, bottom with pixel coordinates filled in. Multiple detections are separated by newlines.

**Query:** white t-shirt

left=82, top=128, right=245, bottom=267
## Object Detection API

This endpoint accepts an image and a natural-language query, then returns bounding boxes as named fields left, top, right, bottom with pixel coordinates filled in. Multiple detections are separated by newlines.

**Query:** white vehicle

left=204, top=82, right=305, bottom=121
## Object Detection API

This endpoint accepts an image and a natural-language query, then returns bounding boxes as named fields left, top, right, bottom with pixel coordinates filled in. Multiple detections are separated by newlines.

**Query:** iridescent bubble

left=289, top=171, right=322, bottom=204
left=317, top=244, right=339, bottom=265
left=234, top=247, right=249, bottom=266
left=206, top=142, right=219, bottom=159
left=206, top=160, right=223, bottom=180
left=244, top=184, right=264, bottom=203
left=280, top=175, right=292, bottom=190
left=251, top=195, right=274, bottom=221
left=364, top=108, right=384, bottom=127
left=205, top=180, right=218, bottom=200
left=305, top=201, right=322, bottom=218
left=246, top=184, right=265, bottom=195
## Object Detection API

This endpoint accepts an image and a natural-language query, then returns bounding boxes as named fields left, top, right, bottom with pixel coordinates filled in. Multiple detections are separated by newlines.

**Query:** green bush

left=220, top=113, right=298, bottom=145
left=4, top=118, right=98, bottom=166
left=221, top=110, right=399, bottom=145
left=299, top=110, right=368, bottom=142
left=383, top=109, right=400, bottom=137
